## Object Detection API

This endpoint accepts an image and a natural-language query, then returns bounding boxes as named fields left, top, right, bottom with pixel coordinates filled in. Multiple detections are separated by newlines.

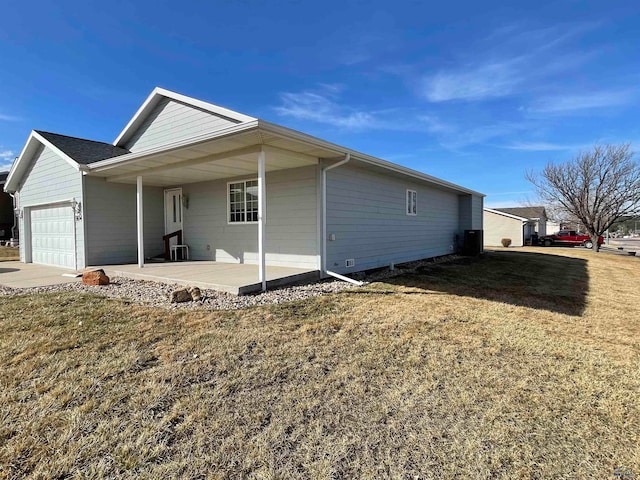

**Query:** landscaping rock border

left=0, top=255, right=464, bottom=311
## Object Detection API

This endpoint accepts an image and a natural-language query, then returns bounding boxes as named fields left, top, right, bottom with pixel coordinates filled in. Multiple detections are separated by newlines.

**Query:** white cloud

left=274, top=85, right=436, bottom=132
left=501, top=141, right=582, bottom=151
left=527, top=90, right=634, bottom=114
left=419, top=23, right=599, bottom=103
left=417, top=115, right=455, bottom=134
left=0, top=149, right=15, bottom=172
left=435, top=122, right=529, bottom=150
left=422, top=61, right=521, bottom=102
left=275, top=90, right=380, bottom=129
left=0, top=150, right=15, bottom=162
left=0, top=113, right=20, bottom=122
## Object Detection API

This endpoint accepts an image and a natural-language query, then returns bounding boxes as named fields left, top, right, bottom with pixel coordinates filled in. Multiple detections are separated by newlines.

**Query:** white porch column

left=258, top=150, right=266, bottom=291
left=136, top=175, right=144, bottom=268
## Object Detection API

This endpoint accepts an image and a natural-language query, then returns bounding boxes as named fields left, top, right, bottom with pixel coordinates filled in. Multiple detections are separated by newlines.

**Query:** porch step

left=147, top=256, right=169, bottom=263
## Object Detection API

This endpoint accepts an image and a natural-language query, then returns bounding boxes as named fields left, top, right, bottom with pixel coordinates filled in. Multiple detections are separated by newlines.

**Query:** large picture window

left=406, top=189, right=417, bottom=216
left=228, top=179, right=259, bottom=223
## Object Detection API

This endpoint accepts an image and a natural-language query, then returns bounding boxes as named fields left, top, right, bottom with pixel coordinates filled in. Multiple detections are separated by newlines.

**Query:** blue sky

left=1, top=0, right=639, bottom=206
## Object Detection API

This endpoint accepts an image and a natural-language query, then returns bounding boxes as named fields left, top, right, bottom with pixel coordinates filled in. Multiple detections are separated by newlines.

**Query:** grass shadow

left=365, top=251, right=589, bottom=316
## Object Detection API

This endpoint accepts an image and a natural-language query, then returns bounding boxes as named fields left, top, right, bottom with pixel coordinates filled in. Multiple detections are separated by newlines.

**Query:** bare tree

left=526, top=144, right=640, bottom=252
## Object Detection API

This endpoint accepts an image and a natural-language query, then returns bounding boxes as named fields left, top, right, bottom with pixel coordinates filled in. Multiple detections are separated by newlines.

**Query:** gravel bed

left=0, top=255, right=464, bottom=310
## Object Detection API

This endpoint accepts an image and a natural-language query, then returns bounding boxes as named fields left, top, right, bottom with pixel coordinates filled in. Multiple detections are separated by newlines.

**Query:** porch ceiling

left=88, top=126, right=337, bottom=187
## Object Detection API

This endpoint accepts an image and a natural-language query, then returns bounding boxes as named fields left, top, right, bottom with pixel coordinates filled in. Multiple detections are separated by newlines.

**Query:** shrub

left=501, top=238, right=512, bottom=247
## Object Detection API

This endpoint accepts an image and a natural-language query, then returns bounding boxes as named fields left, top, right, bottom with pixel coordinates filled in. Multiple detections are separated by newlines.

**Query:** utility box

left=463, top=230, right=483, bottom=256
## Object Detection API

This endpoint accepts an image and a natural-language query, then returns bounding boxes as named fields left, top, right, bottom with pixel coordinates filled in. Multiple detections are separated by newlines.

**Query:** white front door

left=164, top=188, right=183, bottom=247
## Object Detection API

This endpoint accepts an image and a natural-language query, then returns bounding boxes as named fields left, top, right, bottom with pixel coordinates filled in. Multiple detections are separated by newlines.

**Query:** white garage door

left=30, top=205, right=76, bottom=269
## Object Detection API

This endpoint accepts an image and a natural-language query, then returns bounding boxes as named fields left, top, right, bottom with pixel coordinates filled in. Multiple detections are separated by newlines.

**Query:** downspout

left=321, top=153, right=363, bottom=286
left=9, top=193, right=18, bottom=240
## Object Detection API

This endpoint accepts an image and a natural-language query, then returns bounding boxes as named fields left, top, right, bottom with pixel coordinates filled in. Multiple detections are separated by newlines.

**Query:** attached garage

left=29, top=204, right=76, bottom=269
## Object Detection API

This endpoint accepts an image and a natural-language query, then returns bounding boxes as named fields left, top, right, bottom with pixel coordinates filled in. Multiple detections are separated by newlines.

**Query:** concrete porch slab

left=99, top=261, right=319, bottom=295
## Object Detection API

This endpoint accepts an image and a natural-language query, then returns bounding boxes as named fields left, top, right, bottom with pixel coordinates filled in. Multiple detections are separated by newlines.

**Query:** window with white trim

left=229, top=179, right=259, bottom=223
left=406, top=189, right=417, bottom=215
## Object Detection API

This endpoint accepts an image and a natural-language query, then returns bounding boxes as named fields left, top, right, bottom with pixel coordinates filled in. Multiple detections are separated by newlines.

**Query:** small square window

left=406, top=189, right=417, bottom=216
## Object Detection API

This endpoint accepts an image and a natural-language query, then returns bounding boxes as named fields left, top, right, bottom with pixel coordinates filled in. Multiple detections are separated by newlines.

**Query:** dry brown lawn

left=0, top=247, right=18, bottom=262
left=0, top=247, right=638, bottom=479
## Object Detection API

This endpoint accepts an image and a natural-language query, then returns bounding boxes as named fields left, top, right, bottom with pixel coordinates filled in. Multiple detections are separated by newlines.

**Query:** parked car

left=539, top=230, right=604, bottom=249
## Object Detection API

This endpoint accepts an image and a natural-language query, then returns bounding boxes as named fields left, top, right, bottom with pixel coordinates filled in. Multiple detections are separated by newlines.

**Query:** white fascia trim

left=484, top=207, right=529, bottom=222
left=258, top=121, right=485, bottom=197
left=95, top=116, right=484, bottom=198
left=4, top=131, right=84, bottom=193
left=113, top=87, right=257, bottom=147
left=32, top=131, right=85, bottom=171
left=92, top=121, right=260, bottom=172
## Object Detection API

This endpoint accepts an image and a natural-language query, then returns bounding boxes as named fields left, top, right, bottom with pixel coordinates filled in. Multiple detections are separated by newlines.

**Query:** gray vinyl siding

left=84, top=177, right=164, bottom=265
left=17, top=145, right=85, bottom=267
left=326, top=164, right=459, bottom=274
left=458, top=194, right=484, bottom=251
left=125, top=98, right=241, bottom=152
left=182, top=165, right=318, bottom=269
left=471, top=195, right=483, bottom=230
left=458, top=195, right=472, bottom=232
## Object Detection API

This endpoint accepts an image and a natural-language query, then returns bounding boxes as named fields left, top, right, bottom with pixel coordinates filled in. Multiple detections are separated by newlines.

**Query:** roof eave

left=91, top=120, right=261, bottom=172
left=94, top=119, right=484, bottom=196
left=4, top=131, right=85, bottom=193
left=258, top=120, right=485, bottom=197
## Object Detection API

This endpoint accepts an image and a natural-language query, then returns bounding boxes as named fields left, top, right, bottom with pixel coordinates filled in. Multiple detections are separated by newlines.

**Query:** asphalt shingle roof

left=36, top=131, right=130, bottom=165
left=494, top=206, right=546, bottom=220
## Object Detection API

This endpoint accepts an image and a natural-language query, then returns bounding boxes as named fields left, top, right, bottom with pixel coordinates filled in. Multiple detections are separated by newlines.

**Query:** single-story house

left=483, top=206, right=548, bottom=247
left=5, top=87, right=484, bottom=289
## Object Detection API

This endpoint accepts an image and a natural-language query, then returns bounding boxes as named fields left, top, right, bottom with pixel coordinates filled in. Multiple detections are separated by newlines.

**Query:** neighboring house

left=5, top=87, right=484, bottom=285
left=546, top=220, right=561, bottom=235
left=483, top=206, right=548, bottom=247
left=0, top=172, right=17, bottom=240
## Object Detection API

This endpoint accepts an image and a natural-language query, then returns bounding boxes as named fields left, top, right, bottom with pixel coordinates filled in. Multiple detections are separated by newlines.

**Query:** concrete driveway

left=0, top=261, right=81, bottom=288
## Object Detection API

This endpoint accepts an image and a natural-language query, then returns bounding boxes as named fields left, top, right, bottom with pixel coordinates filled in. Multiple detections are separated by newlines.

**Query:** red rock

left=82, top=269, right=110, bottom=286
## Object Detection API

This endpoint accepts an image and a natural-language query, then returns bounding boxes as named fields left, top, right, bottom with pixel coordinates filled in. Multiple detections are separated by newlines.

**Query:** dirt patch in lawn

left=0, top=248, right=638, bottom=478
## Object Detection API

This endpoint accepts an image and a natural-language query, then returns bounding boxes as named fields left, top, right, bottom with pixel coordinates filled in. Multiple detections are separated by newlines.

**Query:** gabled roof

left=4, top=130, right=131, bottom=193
left=36, top=131, right=130, bottom=165
left=113, top=87, right=256, bottom=147
left=494, top=206, right=546, bottom=221
left=484, top=207, right=529, bottom=222
left=0, top=171, right=8, bottom=185
left=6, top=87, right=485, bottom=197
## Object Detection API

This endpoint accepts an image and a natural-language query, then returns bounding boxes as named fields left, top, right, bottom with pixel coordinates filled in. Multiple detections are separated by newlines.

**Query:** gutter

left=321, top=153, right=350, bottom=275
left=260, top=121, right=485, bottom=197
left=88, top=119, right=484, bottom=197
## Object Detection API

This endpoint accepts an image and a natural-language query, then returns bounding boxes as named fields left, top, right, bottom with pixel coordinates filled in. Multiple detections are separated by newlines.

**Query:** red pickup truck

left=539, top=231, right=604, bottom=249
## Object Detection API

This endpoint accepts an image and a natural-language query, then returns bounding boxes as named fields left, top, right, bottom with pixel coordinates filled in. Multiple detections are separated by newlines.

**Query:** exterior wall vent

left=345, top=258, right=355, bottom=268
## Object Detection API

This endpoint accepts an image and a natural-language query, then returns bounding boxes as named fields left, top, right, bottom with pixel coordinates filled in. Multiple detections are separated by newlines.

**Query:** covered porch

left=100, top=261, right=318, bottom=295
left=86, top=123, right=348, bottom=291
